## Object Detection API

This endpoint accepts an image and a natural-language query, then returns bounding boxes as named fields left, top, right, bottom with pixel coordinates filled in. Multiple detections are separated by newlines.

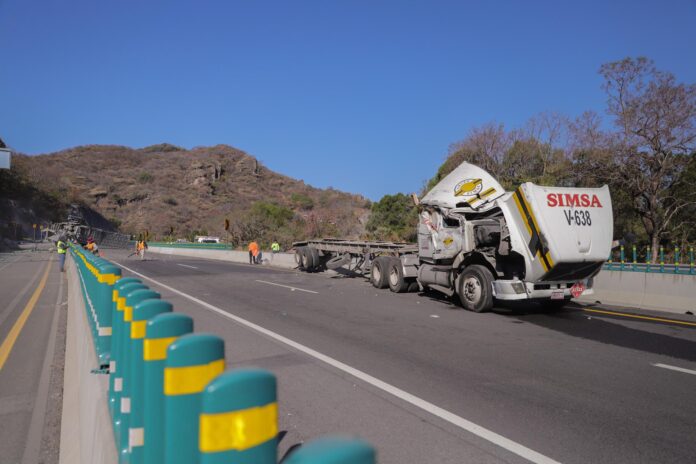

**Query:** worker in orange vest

left=248, top=241, right=259, bottom=264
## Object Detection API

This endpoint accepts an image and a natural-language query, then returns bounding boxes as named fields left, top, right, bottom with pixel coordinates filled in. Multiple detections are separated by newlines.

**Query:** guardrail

left=606, top=245, right=695, bottom=275
left=70, top=243, right=376, bottom=464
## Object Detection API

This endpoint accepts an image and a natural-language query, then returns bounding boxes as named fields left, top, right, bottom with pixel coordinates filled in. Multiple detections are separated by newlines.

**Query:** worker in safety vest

left=271, top=240, right=280, bottom=254
left=56, top=237, right=67, bottom=272
left=248, top=241, right=259, bottom=264
left=136, top=240, right=148, bottom=260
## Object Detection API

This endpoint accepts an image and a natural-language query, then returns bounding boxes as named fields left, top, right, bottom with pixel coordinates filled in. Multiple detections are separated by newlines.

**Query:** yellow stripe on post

left=124, top=306, right=134, bottom=322
left=131, top=321, right=147, bottom=339
left=143, top=336, right=178, bottom=361
left=164, top=359, right=225, bottom=396
left=199, top=403, right=278, bottom=453
left=117, top=297, right=127, bottom=311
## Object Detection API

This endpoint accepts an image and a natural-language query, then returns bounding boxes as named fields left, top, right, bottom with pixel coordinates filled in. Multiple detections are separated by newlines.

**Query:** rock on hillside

left=13, top=144, right=370, bottom=242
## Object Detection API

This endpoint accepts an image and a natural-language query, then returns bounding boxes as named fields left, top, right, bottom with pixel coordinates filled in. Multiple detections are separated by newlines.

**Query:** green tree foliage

left=366, top=193, right=418, bottom=242
left=290, top=193, right=314, bottom=210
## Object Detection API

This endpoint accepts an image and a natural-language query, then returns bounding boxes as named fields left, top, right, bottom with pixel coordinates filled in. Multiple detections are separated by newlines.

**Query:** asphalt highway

left=0, top=248, right=67, bottom=464
left=99, top=249, right=696, bottom=464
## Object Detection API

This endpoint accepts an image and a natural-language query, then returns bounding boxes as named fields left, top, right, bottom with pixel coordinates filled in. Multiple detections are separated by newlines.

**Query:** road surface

left=102, top=249, right=696, bottom=464
left=0, top=248, right=67, bottom=464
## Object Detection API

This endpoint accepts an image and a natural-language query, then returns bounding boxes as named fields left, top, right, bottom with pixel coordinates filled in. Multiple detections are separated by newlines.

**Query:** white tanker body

left=294, top=162, right=613, bottom=312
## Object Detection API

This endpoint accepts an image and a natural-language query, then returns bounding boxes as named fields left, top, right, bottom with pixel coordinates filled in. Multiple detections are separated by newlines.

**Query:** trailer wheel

left=295, top=247, right=307, bottom=270
left=370, top=257, right=390, bottom=289
left=457, top=265, right=494, bottom=313
left=308, top=247, right=321, bottom=272
left=301, top=247, right=315, bottom=272
left=387, top=258, right=409, bottom=293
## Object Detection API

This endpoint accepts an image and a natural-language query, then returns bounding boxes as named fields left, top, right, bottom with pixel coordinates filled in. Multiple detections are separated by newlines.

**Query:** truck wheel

left=407, top=280, right=420, bottom=293
left=370, top=257, right=389, bottom=289
left=308, top=247, right=321, bottom=272
left=301, top=247, right=315, bottom=272
left=388, top=258, right=409, bottom=293
left=295, top=247, right=307, bottom=270
left=457, top=265, right=494, bottom=313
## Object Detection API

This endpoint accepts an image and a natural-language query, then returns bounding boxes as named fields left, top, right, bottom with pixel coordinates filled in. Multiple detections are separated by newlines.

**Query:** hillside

left=10, top=144, right=370, bottom=247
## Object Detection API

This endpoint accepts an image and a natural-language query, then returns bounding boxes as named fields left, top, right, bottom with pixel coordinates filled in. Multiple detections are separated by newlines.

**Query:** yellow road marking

left=0, top=256, right=53, bottom=371
left=583, top=308, right=696, bottom=327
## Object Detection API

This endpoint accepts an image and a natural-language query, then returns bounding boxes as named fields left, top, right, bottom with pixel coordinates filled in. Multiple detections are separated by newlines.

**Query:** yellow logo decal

left=454, top=178, right=483, bottom=197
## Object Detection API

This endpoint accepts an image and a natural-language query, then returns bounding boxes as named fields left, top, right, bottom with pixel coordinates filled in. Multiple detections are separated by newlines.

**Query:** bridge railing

left=605, top=245, right=695, bottom=274
left=70, top=243, right=376, bottom=464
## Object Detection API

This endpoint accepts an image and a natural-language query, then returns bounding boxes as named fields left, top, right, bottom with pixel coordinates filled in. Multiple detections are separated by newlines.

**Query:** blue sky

left=1, top=0, right=695, bottom=199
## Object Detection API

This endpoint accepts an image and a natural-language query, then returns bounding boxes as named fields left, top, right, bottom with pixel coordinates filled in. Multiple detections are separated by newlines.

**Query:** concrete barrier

left=149, top=247, right=298, bottom=270
left=577, top=269, right=696, bottom=315
left=59, top=256, right=117, bottom=464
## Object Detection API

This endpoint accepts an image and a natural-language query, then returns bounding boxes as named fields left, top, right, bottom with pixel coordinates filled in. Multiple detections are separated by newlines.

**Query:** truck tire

left=308, top=247, right=321, bottom=272
left=301, top=247, right=315, bottom=272
left=457, top=265, right=494, bottom=313
left=295, top=247, right=307, bottom=270
left=388, top=258, right=409, bottom=293
left=407, top=281, right=420, bottom=293
left=370, top=257, right=390, bottom=289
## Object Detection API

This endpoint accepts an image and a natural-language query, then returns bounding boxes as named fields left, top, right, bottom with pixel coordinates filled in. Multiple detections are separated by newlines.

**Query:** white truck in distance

left=293, top=162, right=613, bottom=312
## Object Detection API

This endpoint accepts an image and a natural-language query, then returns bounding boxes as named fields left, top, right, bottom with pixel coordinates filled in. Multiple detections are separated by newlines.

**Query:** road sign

left=0, top=148, right=10, bottom=170
left=33, top=224, right=37, bottom=229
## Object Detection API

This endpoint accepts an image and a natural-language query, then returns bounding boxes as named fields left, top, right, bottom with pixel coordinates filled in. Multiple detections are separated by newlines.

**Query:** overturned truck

left=293, top=162, right=613, bottom=312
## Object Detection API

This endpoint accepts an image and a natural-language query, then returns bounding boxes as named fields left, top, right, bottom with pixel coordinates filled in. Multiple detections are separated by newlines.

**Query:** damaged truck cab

left=415, top=162, right=613, bottom=312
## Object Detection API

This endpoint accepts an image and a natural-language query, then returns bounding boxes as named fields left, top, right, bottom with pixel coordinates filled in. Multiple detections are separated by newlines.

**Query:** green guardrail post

left=129, top=300, right=174, bottom=464
left=199, top=369, right=278, bottom=464
left=619, top=245, right=625, bottom=271
left=674, top=246, right=680, bottom=274
left=284, top=437, right=376, bottom=464
left=690, top=247, right=694, bottom=275
left=144, top=313, right=194, bottom=464
left=96, top=262, right=121, bottom=367
left=164, top=334, right=225, bottom=464
left=659, top=246, right=665, bottom=273
left=646, top=246, right=651, bottom=272
left=632, top=245, right=637, bottom=271
left=119, top=288, right=161, bottom=463
left=110, top=279, right=143, bottom=418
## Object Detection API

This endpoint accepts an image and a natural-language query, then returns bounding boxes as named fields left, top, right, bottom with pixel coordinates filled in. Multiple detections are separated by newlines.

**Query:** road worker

left=271, top=240, right=280, bottom=254
left=56, top=236, right=67, bottom=272
left=85, top=236, right=100, bottom=256
left=248, top=240, right=259, bottom=264
left=136, top=239, right=148, bottom=260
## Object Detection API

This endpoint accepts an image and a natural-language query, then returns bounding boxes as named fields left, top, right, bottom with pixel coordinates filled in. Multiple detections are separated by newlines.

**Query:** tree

left=366, top=193, right=418, bottom=242
left=600, top=57, right=696, bottom=261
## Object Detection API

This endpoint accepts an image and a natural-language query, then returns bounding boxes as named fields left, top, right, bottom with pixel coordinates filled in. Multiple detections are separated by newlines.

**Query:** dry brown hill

left=13, top=143, right=370, bottom=247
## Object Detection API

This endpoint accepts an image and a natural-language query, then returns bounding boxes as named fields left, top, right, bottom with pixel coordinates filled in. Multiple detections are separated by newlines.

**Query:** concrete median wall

left=148, top=246, right=298, bottom=269
left=59, top=256, right=117, bottom=464
left=577, top=269, right=696, bottom=315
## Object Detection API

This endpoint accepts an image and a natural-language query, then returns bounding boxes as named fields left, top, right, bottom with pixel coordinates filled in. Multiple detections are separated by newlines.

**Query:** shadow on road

left=501, top=303, right=696, bottom=363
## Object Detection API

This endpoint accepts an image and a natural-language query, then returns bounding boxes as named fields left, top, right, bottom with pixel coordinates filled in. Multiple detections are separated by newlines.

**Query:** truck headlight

left=512, top=281, right=526, bottom=294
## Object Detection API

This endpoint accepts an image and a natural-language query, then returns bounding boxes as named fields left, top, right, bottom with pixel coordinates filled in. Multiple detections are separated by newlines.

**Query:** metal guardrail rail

left=606, top=245, right=695, bottom=275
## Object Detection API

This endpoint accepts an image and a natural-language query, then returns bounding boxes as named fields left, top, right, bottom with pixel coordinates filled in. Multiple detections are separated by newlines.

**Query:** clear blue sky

left=1, top=0, right=695, bottom=199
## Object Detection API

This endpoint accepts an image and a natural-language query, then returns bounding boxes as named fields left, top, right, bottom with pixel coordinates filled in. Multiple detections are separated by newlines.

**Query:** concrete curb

left=58, top=256, right=117, bottom=464
left=148, top=247, right=298, bottom=269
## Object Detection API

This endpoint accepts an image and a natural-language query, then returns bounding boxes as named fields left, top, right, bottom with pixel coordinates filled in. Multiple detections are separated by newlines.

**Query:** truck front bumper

left=492, top=279, right=594, bottom=301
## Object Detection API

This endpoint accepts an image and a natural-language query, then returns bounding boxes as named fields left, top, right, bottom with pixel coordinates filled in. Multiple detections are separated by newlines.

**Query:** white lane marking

left=653, top=363, right=696, bottom=376
left=115, top=262, right=560, bottom=464
left=177, top=264, right=199, bottom=270
left=255, top=280, right=318, bottom=294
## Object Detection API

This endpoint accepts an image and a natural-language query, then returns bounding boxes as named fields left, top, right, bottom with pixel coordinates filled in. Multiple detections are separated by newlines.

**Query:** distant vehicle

left=195, top=236, right=220, bottom=244
left=294, top=161, right=613, bottom=313
left=175, top=238, right=189, bottom=243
